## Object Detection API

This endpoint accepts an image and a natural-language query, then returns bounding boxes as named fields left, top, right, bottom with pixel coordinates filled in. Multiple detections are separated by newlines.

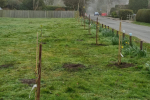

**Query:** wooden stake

left=37, top=44, right=42, bottom=100
left=96, top=17, right=98, bottom=45
left=118, top=22, right=122, bottom=65
left=35, top=32, right=38, bottom=100
left=130, top=36, right=132, bottom=46
left=89, top=14, right=91, bottom=34
left=140, top=41, right=143, bottom=50
left=84, top=16, right=85, bottom=29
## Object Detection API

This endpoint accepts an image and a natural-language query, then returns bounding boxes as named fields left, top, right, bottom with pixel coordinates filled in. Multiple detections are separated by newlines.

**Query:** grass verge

left=0, top=18, right=150, bottom=100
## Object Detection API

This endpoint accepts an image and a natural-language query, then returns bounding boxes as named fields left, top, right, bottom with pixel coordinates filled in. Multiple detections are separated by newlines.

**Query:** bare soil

left=108, top=62, right=135, bottom=68
left=20, top=79, right=36, bottom=85
left=0, top=64, right=14, bottom=68
left=62, top=63, right=85, bottom=71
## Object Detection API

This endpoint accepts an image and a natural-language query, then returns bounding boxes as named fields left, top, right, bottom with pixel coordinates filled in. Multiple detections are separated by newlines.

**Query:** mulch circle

left=76, top=39, right=84, bottom=41
left=0, top=64, right=14, bottom=68
left=107, top=62, right=135, bottom=68
left=20, top=79, right=36, bottom=85
left=91, top=43, right=108, bottom=46
left=62, top=63, right=85, bottom=71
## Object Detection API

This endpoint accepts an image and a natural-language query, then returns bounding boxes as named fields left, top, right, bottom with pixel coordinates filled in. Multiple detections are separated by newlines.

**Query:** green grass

left=132, top=21, right=150, bottom=27
left=1, top=18, right=150, bottom=100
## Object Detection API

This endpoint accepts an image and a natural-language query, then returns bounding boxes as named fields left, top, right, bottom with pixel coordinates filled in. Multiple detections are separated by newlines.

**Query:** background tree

left=43, top=0, right=54, bottom=5
left=129, top=0, right=148, bottom=13
left=6, top=0, right=22, bottom=9
left=63, top=0, right=89, bottom=12
left=0, top=0, right=6, bottom=7
left=21, top=0, right=45, bottom=10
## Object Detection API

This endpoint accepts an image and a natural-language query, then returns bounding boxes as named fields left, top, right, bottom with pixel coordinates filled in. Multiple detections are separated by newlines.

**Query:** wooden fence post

left=140, top=41, right=143, bottom=50
left=89, top=14, right=91, bottom=34
left=117, top=31, right=118, bottom=37
left=123, top=33, right=125, bottom=40
left=130, top=36, right=132, bottom=46
left=96, top=17, right=98, bottom=45
left=37, top=44, right=42, bottom=100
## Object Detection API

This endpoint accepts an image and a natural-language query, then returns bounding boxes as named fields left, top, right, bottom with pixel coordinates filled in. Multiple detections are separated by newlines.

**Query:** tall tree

left=0, top=0, right=6, bottom=7
left=129, top=0, right=148, bottom=13
left=22, top=0, right=45, bottom=10
left=63, top=0, right=88, bottom=11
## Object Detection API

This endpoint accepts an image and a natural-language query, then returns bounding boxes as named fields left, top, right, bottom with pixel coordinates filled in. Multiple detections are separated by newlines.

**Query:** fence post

left=84, top=15, right=85, bottom=29
left=108, top=26, right=109, bottom=29
left=117, top=31, right=118, bottom=36
left=96, top=17, right=98, bottom=45
left=37, top=43, right=42, bottom=100
left=105, top=25, right=106, bottom=28
left=102, top=24, right=103, bottom=28
left=123, top=33, right=125, bottom=40
left=112, top=29, right=114, bottom=33
left=89, top=14, right=91, bottom=34
left=140, top=41, right=143, bottom=50
left=130, top=36, right=132, bottom=46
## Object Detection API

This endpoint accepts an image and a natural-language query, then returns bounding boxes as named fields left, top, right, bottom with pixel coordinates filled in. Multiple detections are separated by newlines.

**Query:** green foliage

left=123, top=45, right=147, bottom=57
left=43, top=6, right=73, bottom=10
left=110, top=7, right=117, bottom=14
left=119, top=9, right=133, bottom=20
left=112, top=36, right=119, bottom=45
left=129, top=0, right=148, bottom=13
left=145, top=61, right=150, bottom=71
left=136, top=9, right=150, bottom=23
left=91, top=23, right=96, bottom=29
left=111, top=11, right=119, bottom=18
left=85, top=19, right=89, bottom=24
left=101, top=29, right=114, bottom=37
left=0, top=0, right=6, bottom=7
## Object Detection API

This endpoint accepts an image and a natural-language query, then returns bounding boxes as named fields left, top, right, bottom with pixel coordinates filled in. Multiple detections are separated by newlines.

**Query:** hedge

left=119, top=9, right=133, bottom=20
left=129, top=0, right=148, bottom=13
left=136, top=9, right=150, bottom=23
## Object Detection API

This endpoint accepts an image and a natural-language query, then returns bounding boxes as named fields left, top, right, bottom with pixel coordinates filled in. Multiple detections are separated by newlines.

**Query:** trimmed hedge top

left=119, top=9, right=133, bottom=20
left=136, top=9, right=150, bottom=23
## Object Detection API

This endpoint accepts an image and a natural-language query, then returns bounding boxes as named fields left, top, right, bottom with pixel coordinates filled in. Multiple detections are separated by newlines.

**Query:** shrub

left=112, top=36, right=119, bottom=45
left=129, top=0, right=148, bottom=13
left=123, top=45, right=147, bottom=57
left=101, top=29, right=114, bottom=37
left=119, top=9, right=133, bottom=20
left=136, top=9, right=150, bottom=23
left=110, top=7, right=117, bottom=14
left=111, top=11, right=119, bottom=18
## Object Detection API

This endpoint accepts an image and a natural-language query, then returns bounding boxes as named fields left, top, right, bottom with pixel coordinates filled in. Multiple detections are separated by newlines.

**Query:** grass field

left=0, top=18, right=150, bottom=100
left=132, top=21, right=150, bottom=27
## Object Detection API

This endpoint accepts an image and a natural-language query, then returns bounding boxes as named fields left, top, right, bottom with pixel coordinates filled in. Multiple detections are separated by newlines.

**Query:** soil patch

left=108, top=62, right=134, bottom=68
left=0, top=64, right=14, bottom=68
left=62, top=63, right=85, bottom=71
left=76, top=39, right=84, bottom=41
left=20, top=79, right=36, bottom=85
left=90, top=43, right=108, bottom=46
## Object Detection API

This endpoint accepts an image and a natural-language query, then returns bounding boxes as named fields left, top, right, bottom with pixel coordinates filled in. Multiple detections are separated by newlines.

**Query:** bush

left=129, top=0, right=148, bottom=13
left=112, top=36, right=119, bottom=45
left=136, top=9, right=150, bottom=23
left=101, top=29, right=114, bottom=37
left=111, top=11, right=119, bottom=18
left=110, top=8, right=117, bottom=14
left=123, top=45, right=147, bottom=57
left=119, top=9, right=133, bottom=20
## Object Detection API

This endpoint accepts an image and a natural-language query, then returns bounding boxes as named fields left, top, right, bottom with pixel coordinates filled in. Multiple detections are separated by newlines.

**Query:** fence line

left=0, top=10, right=77, bottom=18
